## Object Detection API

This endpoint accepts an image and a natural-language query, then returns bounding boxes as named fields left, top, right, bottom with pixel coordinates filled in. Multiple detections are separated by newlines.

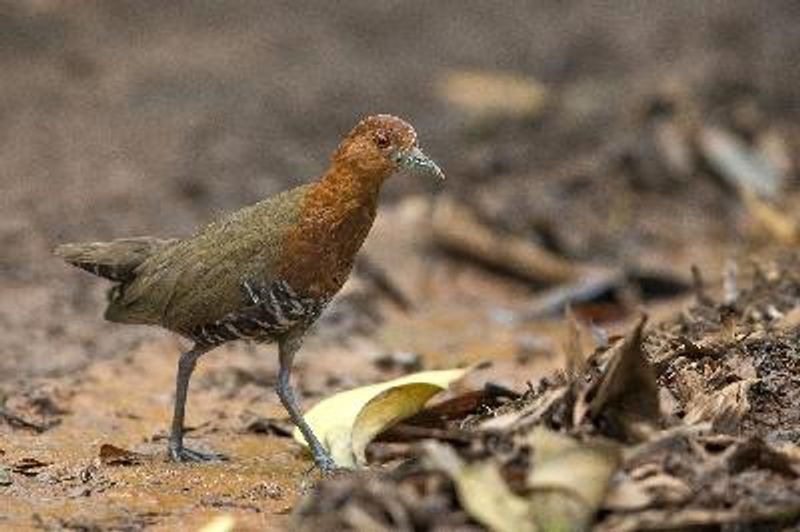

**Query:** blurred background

left=2, top=0, right=799, bottom=379
left=3, top=2, right=800, bottom=529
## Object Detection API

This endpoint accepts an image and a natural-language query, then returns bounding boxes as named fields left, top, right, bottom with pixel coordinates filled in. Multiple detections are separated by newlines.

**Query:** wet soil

left=3, top=1, right=800, bottom=530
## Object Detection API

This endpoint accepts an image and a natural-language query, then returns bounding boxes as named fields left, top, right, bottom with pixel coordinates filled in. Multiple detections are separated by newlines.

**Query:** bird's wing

left=106, top=184, right=312, bottom=330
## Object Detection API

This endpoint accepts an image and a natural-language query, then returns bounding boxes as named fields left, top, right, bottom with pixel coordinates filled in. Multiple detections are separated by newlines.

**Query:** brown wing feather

left=105, top=185, right=311, bottom=332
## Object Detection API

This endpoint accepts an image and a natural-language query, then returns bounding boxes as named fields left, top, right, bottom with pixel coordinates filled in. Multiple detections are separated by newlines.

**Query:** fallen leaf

left=683, top=378, right=757, bottom=433
left=526, top=428, right=621, bottom=530
left=581, top=316, right=660, bottom=440
left=424, top=442, right=536, bottom=532
left=603, top=473, right=653, bottom=511
left=11, top=457, right=50, bottom=476
left=294, top=369, right=468, bottom=468
left=352, top=383, right=449, bottom=466
left=426, top=429, right=620, bottom=532
left=199, top=514, right=235, bottom=532
left=98, top=443, right=143, bottom=466
left=604, top=468, right=691, bottom=512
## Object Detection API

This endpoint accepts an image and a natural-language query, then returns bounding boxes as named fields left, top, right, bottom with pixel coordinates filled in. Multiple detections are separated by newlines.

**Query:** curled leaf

left=425, top=429, right=620, bottom=532
left=526, top=428, right=621, bottom=530
left=425, top=442, right=537, bottom=532
left=582, top=316, right=660, bottom=440
left=294, top=369, right=467, bottom=468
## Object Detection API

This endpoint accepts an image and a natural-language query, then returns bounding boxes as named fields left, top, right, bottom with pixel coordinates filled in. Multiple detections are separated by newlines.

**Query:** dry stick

left=430, top=198, right=579, bottom=285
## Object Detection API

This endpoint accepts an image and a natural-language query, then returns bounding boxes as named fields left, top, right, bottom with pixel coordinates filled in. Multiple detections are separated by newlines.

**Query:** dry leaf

left=526, top=428, right=621, bottom=530
left=582, top=316, right=660, bottom=440
left=199, top=514, right=235, bottom=532
left=603, top=474, right=653, bottom=511
left=294, top=369, right=467, bottom=468
left=352, top=383, right=448, bottom=466
left=684, top=378, right=757, bottom=433
left=424, top=442, right=537, bottom=532
left=98, top=443, right=143, bottom=466
left=426, top=429, right=619, bottom=532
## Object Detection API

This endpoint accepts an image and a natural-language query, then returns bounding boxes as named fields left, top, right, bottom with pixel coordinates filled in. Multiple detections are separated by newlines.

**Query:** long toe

left=169, top=446, right=228, bottom=463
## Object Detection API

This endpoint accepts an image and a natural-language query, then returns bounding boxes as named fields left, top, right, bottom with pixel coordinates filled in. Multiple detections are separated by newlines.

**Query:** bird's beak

left=397, top=146, right=445, bottom=180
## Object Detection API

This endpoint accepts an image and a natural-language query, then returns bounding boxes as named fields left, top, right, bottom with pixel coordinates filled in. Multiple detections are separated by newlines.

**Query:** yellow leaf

left=425, top=429, right=620, bottom=532
left=526, top=428, right=621, bottom=530
left=199, top=515, right=235, bottom=532
left=425, top=442, right=537, bottom=532
left=352, top=383, right=444, bottom=466
left=293, top=369, right=467, bottom=468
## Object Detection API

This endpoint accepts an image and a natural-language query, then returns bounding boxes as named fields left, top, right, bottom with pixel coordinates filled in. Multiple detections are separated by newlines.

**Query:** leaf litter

left=295, top=254, right=800, bottom=531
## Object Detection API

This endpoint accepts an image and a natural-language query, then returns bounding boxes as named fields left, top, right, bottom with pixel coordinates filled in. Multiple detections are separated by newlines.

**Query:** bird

left=55, top=115, right=444, bottom=472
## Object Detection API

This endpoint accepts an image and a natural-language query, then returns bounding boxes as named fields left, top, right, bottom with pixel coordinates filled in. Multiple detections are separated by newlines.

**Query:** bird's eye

left=374, top=132, right=390, bottom=149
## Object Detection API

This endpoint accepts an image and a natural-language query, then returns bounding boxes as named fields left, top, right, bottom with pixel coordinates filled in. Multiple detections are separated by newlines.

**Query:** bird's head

left=332, top=114, right=444, bottom=183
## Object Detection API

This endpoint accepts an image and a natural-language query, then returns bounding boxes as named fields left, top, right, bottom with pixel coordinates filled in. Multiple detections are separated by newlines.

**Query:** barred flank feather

left=55, top=237, right=179, bottom=282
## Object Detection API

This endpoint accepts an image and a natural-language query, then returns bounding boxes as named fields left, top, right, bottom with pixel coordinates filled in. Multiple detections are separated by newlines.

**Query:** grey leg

left=168, top=344, right=224, bottom=462
left=277, top=335, right=336, bottom=473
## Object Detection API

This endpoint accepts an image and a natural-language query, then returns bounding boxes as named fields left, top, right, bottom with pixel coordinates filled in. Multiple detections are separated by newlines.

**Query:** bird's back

left=106, top=184, right=312, bottom=334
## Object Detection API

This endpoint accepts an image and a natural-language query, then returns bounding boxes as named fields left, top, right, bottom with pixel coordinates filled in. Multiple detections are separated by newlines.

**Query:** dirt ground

left=3, top=1, right=800, bottom=530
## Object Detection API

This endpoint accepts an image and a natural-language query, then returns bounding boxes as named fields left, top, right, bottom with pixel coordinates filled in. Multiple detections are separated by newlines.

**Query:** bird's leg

left=168, top=343, right=224, bottom=462
left=277, top=334, right=336, bottom=473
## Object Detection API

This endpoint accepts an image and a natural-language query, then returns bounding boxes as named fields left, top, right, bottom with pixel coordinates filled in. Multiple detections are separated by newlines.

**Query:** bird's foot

left=168, top=444, right=227, bottom=463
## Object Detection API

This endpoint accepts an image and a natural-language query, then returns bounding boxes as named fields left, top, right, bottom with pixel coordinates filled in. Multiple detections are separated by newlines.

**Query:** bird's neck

left=276, top=165, right=388, bottom=299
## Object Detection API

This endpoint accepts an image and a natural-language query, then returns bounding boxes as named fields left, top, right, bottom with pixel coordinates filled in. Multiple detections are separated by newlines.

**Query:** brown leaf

left=683, top=378, right=756, bottom=433
left=584, top=316, right=660, bottom=440
left=98, top=443, right=143, bottom=466
left=11, top=457, right=50, bottom=476
left=525, top=428, right=621, bottom=530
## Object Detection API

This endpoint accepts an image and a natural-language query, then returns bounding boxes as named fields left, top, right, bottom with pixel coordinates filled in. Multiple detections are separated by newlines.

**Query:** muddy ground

left=2, top=1, right=800, bottom=530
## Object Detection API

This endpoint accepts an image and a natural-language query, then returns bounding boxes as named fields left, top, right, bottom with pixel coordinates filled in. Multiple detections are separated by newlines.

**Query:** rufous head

left=332, top=114, right=444, bottom=182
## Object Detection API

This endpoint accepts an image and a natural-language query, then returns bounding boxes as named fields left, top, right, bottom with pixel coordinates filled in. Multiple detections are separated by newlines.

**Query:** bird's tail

left=54, top=237, right=178, bottom=282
